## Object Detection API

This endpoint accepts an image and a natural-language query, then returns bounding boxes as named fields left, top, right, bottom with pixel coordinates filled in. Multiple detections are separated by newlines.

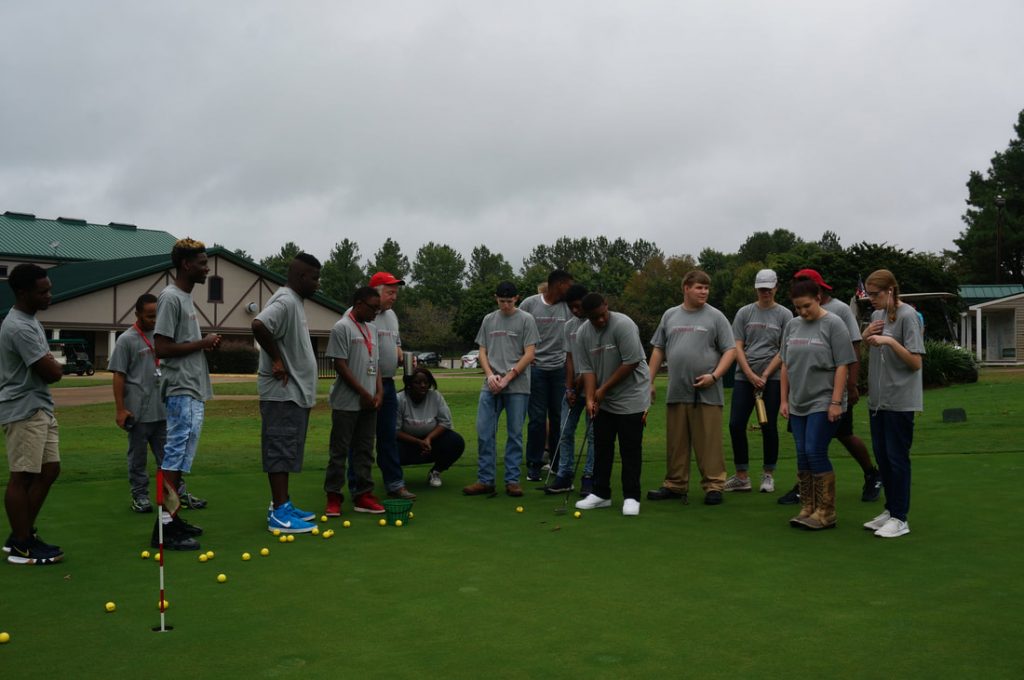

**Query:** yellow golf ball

left=140, top=550, right=151, bottom=559
left=205, top=551, right=215, bottom=559
left=278, top=535, right=288, bottom=543
left=320, top=515, right=328, bottom=523
left=0, top=631, right=10, bottom=643
left=241, top=552, right=251, bottom=561
left=515, top=506, right=524, bottom=513
left=378, top=519, right=386, bottom=526
left=574, top=511, right=582, bottom=519
left=342, top=520, right=351, bottom=528
left=104, top=601, right=116, bottom=613
left=272, top=529, right=281, bottom=537
left=198, top=553, right=208, bottom=562
left=260, top=548, right=270, bottom=556
left=408, top=511, right=414, bottom=519
left=395, top=520, right=403, bottom=527
left=286, top=534, right=295, bottom=542
left=217, top=573, right=227, bottom=583
left=311, top=527, right=320, bottom=535
left=158, top=599, right=170, bottom=610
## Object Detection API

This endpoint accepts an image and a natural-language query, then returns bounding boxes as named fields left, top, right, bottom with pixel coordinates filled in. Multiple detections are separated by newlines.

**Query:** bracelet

left=830, top=400, right=842, bottom=406
left=710, top=373, right=718, bottom=382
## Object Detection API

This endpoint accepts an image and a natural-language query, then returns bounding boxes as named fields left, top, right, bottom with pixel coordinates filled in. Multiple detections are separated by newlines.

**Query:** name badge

left=367, top=364, right=377, bottom=376
left=154, top=367, right=162, bottom=378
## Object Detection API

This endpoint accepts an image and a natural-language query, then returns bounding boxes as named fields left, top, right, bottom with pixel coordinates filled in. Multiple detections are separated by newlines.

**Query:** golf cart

left=47, top=338, right=95, bottom=376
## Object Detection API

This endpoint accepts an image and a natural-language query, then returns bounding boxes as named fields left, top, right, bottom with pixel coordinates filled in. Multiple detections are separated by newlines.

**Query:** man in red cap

left=780, top=269, right=882, bottom=504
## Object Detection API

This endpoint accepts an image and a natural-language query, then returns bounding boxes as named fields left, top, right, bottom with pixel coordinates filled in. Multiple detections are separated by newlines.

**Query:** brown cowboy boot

left=788, top=471, right=815, bottom=527
left=802, top=472, right=837, bottom=530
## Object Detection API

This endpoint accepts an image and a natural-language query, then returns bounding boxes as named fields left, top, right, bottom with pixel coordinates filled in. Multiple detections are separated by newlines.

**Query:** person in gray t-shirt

left=780, top=279, right=857, bottom=531
left=324, top=286, right=385, bottom=516
left=396, top=366, right=465, bottom=488
left=647, top=270, right=735, bottom=505
left=253, top=254, right=322, bottom=533
left=861, top=269, right=925, bottom=538
left=573, top=293, right=650, bottom=516
left=463, top=281, right=539, bottom=497
left=152, top=239, right=221, bottom=551
left=1, top=264, right=65, bottom=564
left=519, top=269, right=574, bottom=481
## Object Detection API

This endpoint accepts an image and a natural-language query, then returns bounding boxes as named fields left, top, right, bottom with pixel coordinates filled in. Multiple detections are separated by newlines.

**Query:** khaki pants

left=664, top=403, right=726, bottom=493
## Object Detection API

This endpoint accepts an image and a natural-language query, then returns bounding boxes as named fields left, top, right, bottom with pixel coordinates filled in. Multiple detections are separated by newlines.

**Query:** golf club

left=554, top=417, right=593, bottom=515
left=539, top=406, right=576, bottom=490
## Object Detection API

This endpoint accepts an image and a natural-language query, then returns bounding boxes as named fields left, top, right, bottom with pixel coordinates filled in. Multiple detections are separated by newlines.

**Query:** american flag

left=855, top=276, right=868, bottom=300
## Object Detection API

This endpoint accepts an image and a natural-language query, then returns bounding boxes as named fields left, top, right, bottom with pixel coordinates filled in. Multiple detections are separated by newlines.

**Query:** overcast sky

left=2, top=1, right=1022, bottom=273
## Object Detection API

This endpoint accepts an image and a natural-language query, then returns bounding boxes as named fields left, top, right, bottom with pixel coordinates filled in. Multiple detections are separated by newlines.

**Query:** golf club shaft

left=559, top=415, right=593, bottom=513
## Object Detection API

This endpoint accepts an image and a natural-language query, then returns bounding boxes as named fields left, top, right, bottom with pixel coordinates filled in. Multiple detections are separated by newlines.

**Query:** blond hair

left=865, top=269, right=900, bottom=323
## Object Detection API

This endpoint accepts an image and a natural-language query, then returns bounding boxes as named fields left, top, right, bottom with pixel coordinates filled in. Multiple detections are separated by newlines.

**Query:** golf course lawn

left=1, top=370, right=1021, bottom=678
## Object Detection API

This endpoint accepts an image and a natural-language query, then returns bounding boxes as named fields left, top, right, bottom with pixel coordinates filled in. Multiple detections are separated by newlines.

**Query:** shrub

left=207, top=340, right=258, bottom=375
left=859, top=339, right=978, bottom=392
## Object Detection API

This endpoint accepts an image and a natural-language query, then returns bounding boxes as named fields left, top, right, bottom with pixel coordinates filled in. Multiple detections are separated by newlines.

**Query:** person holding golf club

left=463, top=281, right=539, bottom=498
left=860, top=269, right=924, bottom=539
left=779, top=278, right=857, bottom=530
left=574, top=293, right=650, bottom=516
left=724, top=269, right=792, bottom=494
left=545, top=283, right=596, bottom=496
left=647, top=270, right=736, bottom=506
left=252, top=253, right=322, bottom=534
left=396, top=366, right=465, bottom=488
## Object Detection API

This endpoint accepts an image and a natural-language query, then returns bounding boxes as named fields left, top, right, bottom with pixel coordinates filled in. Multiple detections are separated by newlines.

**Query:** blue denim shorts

left=163, top=395, right=205, bottom=473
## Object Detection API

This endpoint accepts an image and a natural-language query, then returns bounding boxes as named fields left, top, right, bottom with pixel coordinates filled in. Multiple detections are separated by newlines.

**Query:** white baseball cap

left=754, top=269, right=778, bottom=289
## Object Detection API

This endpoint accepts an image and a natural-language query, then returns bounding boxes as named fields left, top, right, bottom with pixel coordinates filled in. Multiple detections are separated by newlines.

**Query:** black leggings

left=728, top=380, right=781, bottom=471
left=397, top=429, right=465, bottom=472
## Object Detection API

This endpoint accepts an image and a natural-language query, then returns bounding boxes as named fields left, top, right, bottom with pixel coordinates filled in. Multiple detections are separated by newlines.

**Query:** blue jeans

left=729, top=380, right=781, bottom=471
left=526, top=366, right=564, bottom=474
left=869, top=410, right=914, bottom=521
left=789, top=411, right=839, bottom=474
left=555, top=394, right=594, bottom=478
left=475, top=390, right=529, bottom=485
left=163, top=396, right=205, bottom=473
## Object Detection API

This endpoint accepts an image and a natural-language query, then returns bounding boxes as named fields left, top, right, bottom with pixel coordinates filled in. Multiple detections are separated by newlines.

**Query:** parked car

left=416, top=351, right=441, bottom=367
left=461, top=349, right=480, bottom=369
left=47, top=338, right=95, bottom=376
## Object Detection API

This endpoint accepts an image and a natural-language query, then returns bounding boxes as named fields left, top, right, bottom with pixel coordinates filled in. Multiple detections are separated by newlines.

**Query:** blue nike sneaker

left=267, top=502, right=315, bottom=534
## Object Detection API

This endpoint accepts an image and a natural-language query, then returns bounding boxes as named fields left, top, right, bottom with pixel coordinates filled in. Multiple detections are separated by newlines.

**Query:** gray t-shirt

left=108, top=326, right=165, bottom=423
left=822, top=298, right=860, bottom=346
left=374, top=309, right=401, bottom=379
left=867, top=304, right=926, bottom=412
left=732, top=303, right=794, bottom=382
left=255, top=286, right=318, bottom=409
left=155, top=284, right=213, bottom=402
left=396, top=389, right=453, bottom=438
left=780, top=313, right=857, bottom=417
left=518, top=293, right=569, bottom=370
left=326, top=314, right=379, bottom=411
left=575, top=311, right=651, bottom=415
left=563, top=316, right=587, bottom=379
left=650, top=304, right=735, bottom=406
left=0, top=310, right=54, bottom=425
left=474, top=309, right=540, bottom=395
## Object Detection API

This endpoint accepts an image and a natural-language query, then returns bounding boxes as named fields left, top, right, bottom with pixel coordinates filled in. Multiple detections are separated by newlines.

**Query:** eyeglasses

left=865, top=290, right=884, bottom=299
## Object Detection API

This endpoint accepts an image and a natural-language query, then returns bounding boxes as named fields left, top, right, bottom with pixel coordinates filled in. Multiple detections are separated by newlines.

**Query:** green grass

left=1, top=371, right=1022, bottom=678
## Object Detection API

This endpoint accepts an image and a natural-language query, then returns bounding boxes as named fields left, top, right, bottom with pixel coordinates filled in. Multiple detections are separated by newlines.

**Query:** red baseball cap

left=368, top=272, right=405, bottom=287
left=792, top=268, right=832, bottom=290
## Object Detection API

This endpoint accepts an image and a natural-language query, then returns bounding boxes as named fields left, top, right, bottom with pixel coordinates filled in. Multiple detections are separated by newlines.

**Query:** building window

left=207, top=275, right=224, bottom=303
left=0, top=265, right=7, bottom=279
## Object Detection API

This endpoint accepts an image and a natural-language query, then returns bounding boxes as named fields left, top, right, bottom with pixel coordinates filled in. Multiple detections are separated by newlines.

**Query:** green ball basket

left=383, top=499, right=413, bottom=525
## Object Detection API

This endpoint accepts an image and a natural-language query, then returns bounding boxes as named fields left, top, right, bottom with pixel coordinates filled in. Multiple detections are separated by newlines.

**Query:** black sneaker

left=777, top=484, right=801, bottom=505
left=579, top=476, right=594, bottom=498
left=647, top=487, right=685, bottom=501
left=131, top=495, right=154, bottom=513
left=543, top=476, right=574, bottom=495
left=173, top=515, right=204, bottom=537
left=7, top=538, right=64, bottom=565
left=178, top=491, right=208, bottom=509
left=525, top=469, right=542, bottom=483
left=861, top=470, right=883, bottom=502
left=3, top=528, right=56, bottom=554
left=704, top=491, right=724, bottom=505
left=151, top=520, right=201, bottom=551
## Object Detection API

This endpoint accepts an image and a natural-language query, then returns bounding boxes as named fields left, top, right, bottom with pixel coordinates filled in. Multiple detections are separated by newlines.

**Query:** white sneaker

left=427, top=469, right=442, bottom=488
left=723, top=475, right=752, bottom=492
left=863, top=510, right=891, bottom=531
left=622, top=499, right=640, bottom=516
left=576, top=494, right=612, bottom=510
left=759, top=473, right=775, bottom=493
left=874, top=517, right=910, bottom=538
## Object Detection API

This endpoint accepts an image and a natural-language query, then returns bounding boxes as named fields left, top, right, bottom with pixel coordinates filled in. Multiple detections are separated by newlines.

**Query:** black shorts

left=834, top=404, right=855, bottom=439
left=260, top=401, right=311, bottom=473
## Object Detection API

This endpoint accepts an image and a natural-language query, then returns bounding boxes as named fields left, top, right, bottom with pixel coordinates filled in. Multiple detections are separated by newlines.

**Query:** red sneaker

left=325, top=492, right=343, bottom=517
left=354, top=492, right=385, bottom=514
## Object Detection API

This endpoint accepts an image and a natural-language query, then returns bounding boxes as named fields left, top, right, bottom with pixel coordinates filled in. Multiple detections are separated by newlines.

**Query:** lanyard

left=348, top=311, right=373, bottom=357
left=133, top=323, right=160, bottom=368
